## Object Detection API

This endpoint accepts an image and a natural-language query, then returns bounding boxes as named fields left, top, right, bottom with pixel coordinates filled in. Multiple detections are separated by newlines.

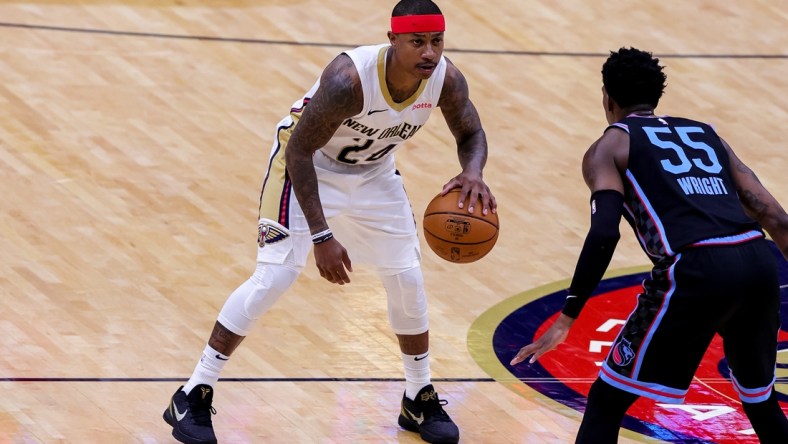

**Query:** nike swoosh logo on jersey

left=565, top=295, right=577, bottom=300
left=367, top=108, right=388, bottom=115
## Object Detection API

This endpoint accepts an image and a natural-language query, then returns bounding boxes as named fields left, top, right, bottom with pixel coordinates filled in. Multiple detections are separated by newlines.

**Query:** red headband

left=390, top=14, right=445, bottom=33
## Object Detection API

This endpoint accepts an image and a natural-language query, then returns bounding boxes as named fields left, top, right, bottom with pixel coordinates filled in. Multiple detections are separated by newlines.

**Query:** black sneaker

left=163, top=385, right=217, bottom=444
left=398, top=384, right=460, bottom=443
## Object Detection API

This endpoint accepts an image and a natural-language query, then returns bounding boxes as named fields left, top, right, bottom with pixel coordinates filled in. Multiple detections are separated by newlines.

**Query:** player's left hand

left=441, top=172, right=497, bottom=215
left=510, top=314, right=575, bottom=365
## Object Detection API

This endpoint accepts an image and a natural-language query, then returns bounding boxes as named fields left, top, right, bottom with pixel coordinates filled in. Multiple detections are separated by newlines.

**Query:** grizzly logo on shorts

left=258, top=222, right=288, bottom=247
left=612, top=337, right=635, bottom=367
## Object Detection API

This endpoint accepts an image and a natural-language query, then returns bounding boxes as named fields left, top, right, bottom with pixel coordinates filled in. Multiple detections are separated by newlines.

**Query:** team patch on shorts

left=258, top=222, right=289, bottom=247
left=612, top=337, right=636, bottom=367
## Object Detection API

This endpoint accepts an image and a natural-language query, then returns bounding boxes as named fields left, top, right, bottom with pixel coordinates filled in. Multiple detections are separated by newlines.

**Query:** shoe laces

left=420, top=392, right=452, bottom=422
left=189, top=400, right=217, bottom=426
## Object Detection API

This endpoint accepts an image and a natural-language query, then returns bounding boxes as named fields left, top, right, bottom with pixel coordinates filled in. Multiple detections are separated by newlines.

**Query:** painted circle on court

left=469, top=241, right=788, bottom=443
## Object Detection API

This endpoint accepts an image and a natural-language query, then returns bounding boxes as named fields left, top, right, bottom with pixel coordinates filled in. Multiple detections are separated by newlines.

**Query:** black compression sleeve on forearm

left=562, top=190, right=624, bottom=319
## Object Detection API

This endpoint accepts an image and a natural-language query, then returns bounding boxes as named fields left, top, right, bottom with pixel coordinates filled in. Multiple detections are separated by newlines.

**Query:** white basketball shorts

left=257, top=150, right=421, bottom=270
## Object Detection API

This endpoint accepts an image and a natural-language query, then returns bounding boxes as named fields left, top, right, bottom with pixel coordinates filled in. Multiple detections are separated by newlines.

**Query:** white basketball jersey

left=289, top=44, right=447, bottom=166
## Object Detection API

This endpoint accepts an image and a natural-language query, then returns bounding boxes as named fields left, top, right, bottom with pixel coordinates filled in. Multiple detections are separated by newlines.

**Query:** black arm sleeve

left=562, top=190, right=624, bottom=318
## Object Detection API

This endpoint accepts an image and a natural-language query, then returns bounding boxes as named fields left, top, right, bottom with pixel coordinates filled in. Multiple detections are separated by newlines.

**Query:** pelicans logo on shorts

left=469, top=241, right=787, bottom=443
left=258, top=222, right=289, bottom=247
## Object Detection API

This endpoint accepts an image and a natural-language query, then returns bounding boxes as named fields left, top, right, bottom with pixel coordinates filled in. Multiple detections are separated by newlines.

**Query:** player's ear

left=387, top=31, right=396, bottom=44
left=602, top=87, right=615, bottom=113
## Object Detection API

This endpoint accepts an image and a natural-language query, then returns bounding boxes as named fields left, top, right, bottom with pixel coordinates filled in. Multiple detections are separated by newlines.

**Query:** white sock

left=403, top=352, right=431, bottom=400
left=183, top=344, right=229, bottom=395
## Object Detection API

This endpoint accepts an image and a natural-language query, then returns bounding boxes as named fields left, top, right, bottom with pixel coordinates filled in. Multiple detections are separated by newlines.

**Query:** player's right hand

left=440, top=172, right=497, bottom=216
left=510, top=313, right=574, bottom=365
left=314, top=237, right=353, bottom=285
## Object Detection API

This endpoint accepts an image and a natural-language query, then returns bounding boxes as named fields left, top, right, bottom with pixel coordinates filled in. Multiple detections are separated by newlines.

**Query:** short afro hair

left=602, top=47, right=667, bottom=108
left=392, top=0, right=442, bottom=17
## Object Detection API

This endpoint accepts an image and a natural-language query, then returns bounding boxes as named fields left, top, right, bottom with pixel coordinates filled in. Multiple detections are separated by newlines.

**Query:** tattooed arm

left=286, top=54, right=362, bottom=234
left=722, top=138, right=788, bottom=260
left=284, top=54, right=363, bottom=284
left=437, top=59, right=496, bottom=215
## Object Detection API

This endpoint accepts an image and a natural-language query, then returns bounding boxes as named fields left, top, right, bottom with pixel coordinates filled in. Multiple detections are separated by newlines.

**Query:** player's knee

left=381, top=266, right=428, bottom=334
left=243, top=262, right=301, bottom=317
left=218, top=263, right=300, bottom=336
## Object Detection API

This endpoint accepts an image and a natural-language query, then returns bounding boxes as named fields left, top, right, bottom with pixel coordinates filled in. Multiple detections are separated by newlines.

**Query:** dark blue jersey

left=610, top=115, right=761, bottom=262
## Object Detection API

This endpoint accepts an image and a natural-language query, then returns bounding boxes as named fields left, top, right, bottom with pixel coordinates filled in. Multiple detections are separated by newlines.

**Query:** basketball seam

left=422, top=228, right=498, bottom=245
left=422, top=212, right=499, bottom=228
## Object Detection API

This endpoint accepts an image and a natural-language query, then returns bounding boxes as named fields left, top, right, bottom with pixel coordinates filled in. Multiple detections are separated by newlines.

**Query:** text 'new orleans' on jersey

left=610, top=115, right=761, bottom=262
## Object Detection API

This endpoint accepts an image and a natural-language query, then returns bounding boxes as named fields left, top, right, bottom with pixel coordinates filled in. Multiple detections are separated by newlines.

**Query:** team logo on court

left=469, top=241, right=787, bottom=443
left=258, top=222, right=289, bottom=246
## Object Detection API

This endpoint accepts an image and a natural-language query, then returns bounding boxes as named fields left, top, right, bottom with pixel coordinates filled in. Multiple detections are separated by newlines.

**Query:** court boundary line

left=2, top=377, right=495, bottom=382
left=6, top=376, right=784, bottom=383
left=0, top=22, right=786, bottom=59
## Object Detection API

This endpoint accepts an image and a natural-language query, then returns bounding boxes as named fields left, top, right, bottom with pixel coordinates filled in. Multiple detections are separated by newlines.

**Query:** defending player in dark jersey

left=511, top=47, right=788, bottom=443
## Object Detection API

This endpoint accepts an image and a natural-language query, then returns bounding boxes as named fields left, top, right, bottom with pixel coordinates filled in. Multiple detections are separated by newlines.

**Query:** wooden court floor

left=1, top=1, right=786, bottom=443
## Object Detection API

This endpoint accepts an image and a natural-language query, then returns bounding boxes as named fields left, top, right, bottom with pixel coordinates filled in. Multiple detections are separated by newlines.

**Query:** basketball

left=422, top=189, right=499, bottom=263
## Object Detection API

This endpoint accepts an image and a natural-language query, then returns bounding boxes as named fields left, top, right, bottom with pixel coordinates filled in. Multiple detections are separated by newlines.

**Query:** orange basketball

left=422, top=189, right=499, bottom=263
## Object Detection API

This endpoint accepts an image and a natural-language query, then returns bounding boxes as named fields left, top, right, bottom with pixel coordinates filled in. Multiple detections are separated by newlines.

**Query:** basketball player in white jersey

left=163, top=1, right=496, bottom=443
